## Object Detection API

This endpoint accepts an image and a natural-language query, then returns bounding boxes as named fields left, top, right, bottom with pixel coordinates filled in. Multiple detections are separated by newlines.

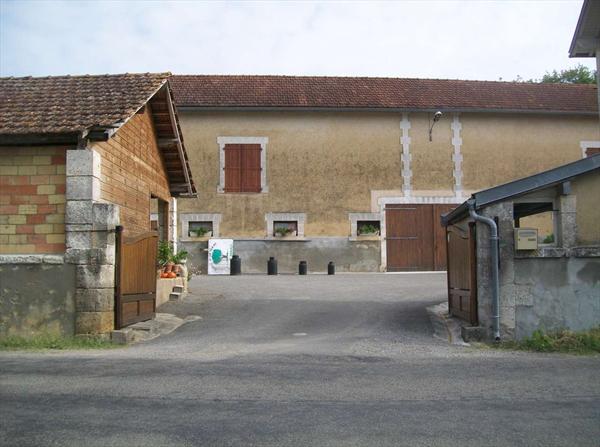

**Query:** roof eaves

left=175, top=105, right=598, bottom=116
left=0, top=131, right=79, bottom=146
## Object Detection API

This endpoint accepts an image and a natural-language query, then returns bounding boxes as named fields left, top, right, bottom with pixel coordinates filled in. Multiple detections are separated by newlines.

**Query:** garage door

left=385, top=204, right=454, bottom=271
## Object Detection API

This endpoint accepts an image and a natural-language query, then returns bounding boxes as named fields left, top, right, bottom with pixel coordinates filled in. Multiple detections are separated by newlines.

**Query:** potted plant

left=358, top=223, right=380, bottom=237
left=158, top=240, right=176, bottom=276
left=274, top=227, right=294, bottom=238
left=190, top=227, right=211, bottom=238
left=171, top=250, right=188, bottom=275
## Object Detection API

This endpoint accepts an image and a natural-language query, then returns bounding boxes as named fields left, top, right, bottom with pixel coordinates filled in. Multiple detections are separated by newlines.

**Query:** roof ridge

left=0, top=72, right=172, bottom=81
left=170, top=74, right=598, bottom=88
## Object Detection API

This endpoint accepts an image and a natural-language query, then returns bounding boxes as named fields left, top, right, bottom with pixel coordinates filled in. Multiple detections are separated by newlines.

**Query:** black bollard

left=299, top=260, right=307, bottom=275
left=267, top=257, right=278, bottom=275
left=230, top=255, right=241, bottom=275
left=328, top=261, right=335, bottom=275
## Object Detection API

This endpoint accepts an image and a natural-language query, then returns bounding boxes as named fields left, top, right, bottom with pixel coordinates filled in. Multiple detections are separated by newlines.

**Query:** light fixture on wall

left=428, top=111, right=443, bottom=142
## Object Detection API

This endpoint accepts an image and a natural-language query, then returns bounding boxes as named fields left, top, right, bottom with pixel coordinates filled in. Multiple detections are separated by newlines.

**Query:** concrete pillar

left=169, top=197, right=177, bottom=252
left=557, top=194, right=577, bottom=249
left=65, top=149, right=119, bottom=336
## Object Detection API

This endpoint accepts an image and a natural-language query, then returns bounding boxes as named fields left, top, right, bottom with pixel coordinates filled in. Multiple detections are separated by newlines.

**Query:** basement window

left=349, top=212, right=381, bottom=240
left=266, top=213, right=306, bottom=239
left=273, top=221, right=298, bottom=237
left=357, top=220, right=381, bottom=236
left=180, top=213, right=221, bottom=241
left=189, top=221, right=213, bottom=238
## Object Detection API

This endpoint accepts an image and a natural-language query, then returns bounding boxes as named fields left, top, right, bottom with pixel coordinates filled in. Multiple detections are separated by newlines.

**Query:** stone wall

left=475, top=186, right=600, bottom=340
left=180, top=238, right=381, bottom=275
left=0, top=255, right=76, bottom=337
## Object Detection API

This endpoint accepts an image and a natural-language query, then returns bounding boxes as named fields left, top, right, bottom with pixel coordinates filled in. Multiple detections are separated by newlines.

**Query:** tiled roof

left=170, top=75, right=598, bottom=114
left=0, top=73, right=170, bottom=135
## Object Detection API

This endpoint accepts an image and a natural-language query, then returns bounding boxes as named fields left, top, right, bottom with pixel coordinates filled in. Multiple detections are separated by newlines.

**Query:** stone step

left=169, top=292, right=182, bottom=301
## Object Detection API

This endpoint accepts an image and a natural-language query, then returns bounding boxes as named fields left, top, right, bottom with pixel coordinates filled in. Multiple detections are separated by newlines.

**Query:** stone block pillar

left=65, top=149, right=119, bottom=336
left=557, top=194, right=577, bottom=249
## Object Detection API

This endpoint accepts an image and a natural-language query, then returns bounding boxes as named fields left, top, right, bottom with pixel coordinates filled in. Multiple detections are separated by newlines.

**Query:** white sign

left=208, top=238, right=233, bottom=275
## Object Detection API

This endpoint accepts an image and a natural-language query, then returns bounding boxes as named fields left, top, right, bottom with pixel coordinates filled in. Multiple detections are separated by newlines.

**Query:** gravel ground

left=1, top=273, right=599, bottom=446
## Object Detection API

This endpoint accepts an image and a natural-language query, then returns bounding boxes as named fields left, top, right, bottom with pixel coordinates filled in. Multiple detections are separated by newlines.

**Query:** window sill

left=349, top=235, right=381, bottom=242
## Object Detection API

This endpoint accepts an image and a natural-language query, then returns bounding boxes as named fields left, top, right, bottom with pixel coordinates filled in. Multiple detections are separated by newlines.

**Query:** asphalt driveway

left=1, top=273, right=599, bottom=446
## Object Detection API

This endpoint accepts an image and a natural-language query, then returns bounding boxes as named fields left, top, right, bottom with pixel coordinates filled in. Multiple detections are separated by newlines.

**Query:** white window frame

left=217, top=136, right=268, bottom=193
left=265, top=213, right=306, bottom=239
left=180, top=213, right=222, bottom=241
left=580, top=140, right=600, bottom=158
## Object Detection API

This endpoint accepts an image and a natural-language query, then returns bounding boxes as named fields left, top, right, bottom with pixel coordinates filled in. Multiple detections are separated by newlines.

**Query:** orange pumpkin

left=168, top=272, right=177, bottom=278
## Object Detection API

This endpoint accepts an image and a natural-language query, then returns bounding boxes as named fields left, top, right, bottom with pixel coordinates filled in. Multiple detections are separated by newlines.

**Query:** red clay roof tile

left=170, top=75, right=598, bottom=114
left=0, top=73, right=170, bottom=135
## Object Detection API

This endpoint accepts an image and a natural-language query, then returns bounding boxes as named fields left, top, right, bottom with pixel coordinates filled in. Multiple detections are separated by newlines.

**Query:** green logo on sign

left=211, top=248, right=223, bottom=264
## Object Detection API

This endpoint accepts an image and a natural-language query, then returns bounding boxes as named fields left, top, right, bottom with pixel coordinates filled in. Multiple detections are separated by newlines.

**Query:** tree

left=513, top=64, right=597, bottom=84
left=540, top=64, right=597, bottom=84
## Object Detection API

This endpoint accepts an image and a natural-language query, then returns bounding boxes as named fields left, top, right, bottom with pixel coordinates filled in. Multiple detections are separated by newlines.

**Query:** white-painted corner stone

left=451, top=114, right=464, bottom=200
left=400, top=114, right=412, bottom=197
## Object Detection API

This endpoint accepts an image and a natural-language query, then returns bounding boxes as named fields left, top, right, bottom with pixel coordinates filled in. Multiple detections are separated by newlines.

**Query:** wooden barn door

left=446, top=223, right=478, bottom=325
left=115, top=227, right=159, bottom=329
left=385, top=204, right=455, bottom=271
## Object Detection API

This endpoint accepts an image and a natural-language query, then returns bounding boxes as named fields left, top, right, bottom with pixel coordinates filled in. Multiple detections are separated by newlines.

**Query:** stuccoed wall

left=180, top=238, right=381, bottom=275
left=0, top=256, right=76, bottom=337
left=176, top=110, right=599, bottom=238
left=513, top=256, right=600, bottom=339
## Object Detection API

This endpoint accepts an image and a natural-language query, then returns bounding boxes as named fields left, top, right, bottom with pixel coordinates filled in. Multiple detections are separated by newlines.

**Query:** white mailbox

left=514, top=228, right=538, bottom=250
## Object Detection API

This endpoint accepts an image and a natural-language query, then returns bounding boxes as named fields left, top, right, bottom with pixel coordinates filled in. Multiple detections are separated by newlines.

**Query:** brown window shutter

left=241, top=144, right=262, bottom=193
left=585, top=147, right=600, bottom=157
left=224, top=144, right=242, bottom=192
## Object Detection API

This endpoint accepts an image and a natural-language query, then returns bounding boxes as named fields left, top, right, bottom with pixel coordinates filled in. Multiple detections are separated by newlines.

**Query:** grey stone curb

left=111, top=313, right=201, bottom=345
left=426, top=302, right=469, bottom=346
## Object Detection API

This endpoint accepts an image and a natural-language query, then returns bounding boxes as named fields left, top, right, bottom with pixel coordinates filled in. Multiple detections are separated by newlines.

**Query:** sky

left=0, top=0, right=594, bottom=81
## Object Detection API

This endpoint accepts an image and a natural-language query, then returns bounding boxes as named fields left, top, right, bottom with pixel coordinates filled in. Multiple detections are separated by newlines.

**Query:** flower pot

left=163, top=263, right=174, bottom=273
left=172, top=264, right=181, bottom=274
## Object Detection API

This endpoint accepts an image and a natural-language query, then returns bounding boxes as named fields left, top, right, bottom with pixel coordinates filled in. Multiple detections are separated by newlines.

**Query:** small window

left=273, top=221, right=298, bottom=237
left=514, top=203, right=555, bottom=245
left=357, top=220, right=380, bottom=236
left=265, top=213, right=306, bottom=239
left=348, top=212, right=381, bottom=240
left=189, top=221, right=213, bottom=238
left=180, top=213, right=221, bottom=241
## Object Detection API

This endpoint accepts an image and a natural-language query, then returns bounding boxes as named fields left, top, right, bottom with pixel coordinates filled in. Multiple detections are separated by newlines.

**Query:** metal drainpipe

left=468, top=200, right=501, bottom=340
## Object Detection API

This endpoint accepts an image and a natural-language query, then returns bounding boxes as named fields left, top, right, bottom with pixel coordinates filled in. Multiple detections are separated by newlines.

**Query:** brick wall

left=0, top=147, right=67, bottom=254
left=91, top=107, right=171, bottom=236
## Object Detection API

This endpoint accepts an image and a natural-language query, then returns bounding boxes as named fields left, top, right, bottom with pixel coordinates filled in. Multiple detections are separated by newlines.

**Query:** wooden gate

left=385, top=204, right=454, bottom=271
left=446, top=222, right=478, bottom=325
left=115, top=227, right=159, bottom=329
